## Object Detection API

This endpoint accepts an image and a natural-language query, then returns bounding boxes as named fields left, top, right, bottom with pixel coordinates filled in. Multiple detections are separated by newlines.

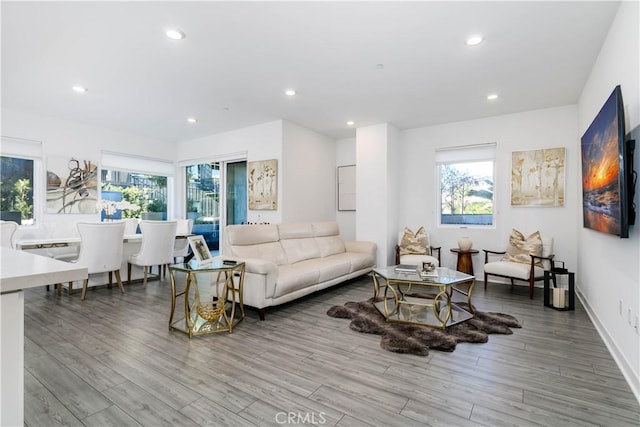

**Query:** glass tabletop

left=373, top=266, right=474, bottom=285
left=169, top=257, right=244, bottom=273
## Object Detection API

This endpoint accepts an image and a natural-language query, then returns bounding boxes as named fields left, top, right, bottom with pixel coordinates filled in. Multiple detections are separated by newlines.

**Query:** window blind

left=435, top=142, right=496, bottom=164
left=101, top=151, right=175, bottom=176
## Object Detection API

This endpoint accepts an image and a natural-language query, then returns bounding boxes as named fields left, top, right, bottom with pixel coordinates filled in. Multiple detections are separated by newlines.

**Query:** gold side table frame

left=371, top=266, right=475, bottom=329
left=168, top=259, right=245, bottom=338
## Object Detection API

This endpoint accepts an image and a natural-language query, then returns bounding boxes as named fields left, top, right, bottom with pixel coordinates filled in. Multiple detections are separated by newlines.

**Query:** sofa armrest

left=345, top=240, right=377, bottom=258
left=223, top=256, right=278, bottom=275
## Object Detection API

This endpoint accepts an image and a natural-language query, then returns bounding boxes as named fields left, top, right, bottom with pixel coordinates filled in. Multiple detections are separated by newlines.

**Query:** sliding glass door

left=185, top=160, right=246, bottom=253
left=226, top=161, right=247, bottom=226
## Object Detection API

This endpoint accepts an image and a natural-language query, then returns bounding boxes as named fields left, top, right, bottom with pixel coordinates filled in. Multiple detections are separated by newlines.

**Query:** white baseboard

left=576, top=288, right=640, bottom=405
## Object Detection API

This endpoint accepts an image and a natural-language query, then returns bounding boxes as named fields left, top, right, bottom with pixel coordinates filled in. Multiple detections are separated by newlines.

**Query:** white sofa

left=222, top=221, right=377, bottom=320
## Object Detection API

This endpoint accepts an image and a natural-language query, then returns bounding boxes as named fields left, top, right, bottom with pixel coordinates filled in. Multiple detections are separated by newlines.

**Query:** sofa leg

left=258, top=308, right=266, bottom=321
left=484, top=273, right=488, bottom=290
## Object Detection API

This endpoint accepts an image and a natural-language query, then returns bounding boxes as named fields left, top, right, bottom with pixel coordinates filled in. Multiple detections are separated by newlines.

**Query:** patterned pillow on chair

left=502, top=229, right=543, bottom=266
left=399, top=227, right=431, bottom=256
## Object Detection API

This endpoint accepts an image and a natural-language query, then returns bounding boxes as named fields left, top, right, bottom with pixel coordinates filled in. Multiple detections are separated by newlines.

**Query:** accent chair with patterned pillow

left=502, top=229, right=544, bottom=267
left=395, top=226, right=441, bottom=267
left=483, top=228, right=554, bottom=299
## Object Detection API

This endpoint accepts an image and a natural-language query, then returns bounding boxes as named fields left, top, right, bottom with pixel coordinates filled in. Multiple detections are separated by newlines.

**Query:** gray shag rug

left=327, top=298, right=521, bottom=356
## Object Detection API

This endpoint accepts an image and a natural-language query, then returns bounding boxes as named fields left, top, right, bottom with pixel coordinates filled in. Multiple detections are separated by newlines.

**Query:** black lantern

left=543, top=261, right=575, bottom=311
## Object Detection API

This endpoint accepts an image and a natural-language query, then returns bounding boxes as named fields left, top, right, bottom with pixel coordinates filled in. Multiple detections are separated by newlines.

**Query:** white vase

left=458, top=237, right=473, bottom=251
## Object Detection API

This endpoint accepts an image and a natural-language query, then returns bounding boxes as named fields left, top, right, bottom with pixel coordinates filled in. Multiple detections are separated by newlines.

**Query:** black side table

left=543, top=268, right=575, bottom=311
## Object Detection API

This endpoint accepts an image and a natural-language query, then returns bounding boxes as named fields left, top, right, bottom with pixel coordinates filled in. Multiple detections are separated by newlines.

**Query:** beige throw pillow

left=399, top=227, right=431, bottom=256
left=502, top=229, right=543, bottom=266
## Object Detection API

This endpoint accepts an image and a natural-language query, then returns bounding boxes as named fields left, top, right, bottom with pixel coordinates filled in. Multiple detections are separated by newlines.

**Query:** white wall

left=177, top=119, right=338, bottom=226
left=577, top=0, right=639, bottom=401
left=1, top=108, right=176, bottom=239
left=282, top=121, right=336, bottom=223
left=336, top=137, right=356, bottom=240
left=176, top=120, right=283, bottom=224
left=356, top=123, right=400, bottom=267
left=399, top=105, right=579, bottom=276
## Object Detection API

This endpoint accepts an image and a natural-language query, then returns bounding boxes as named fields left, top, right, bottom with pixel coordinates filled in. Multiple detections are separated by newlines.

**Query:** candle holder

left=543, top=261, right=574, bottom=311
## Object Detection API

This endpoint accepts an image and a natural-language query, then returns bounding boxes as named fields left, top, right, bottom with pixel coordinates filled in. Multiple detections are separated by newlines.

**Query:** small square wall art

left=511, top=147, right=565, bottom=207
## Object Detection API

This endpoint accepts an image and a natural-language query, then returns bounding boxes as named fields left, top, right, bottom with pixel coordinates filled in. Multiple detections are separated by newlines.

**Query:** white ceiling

left=1, top=1, right=620, bottom=143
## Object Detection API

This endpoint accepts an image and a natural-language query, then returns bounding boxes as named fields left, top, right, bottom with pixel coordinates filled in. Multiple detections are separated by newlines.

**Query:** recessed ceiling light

left=466, top=35, right=484, bottom=46
left=187, top=117, right=197, bottom=123
left=487, top=93, right=499, bottom=100
left=285, top=89, right=296, bottom=96
left=165, top=29, right=186, bottom=40
left=72, top=85, right=87, bottom=93
left=346, top=121, right=355, bottom=126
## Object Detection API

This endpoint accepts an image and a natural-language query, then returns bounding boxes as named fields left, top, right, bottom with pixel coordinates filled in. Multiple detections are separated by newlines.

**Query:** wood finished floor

left=23, top=275, right=640, bottom=427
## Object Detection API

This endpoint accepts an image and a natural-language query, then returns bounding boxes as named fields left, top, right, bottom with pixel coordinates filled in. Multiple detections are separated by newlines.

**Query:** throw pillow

left=399, top=227, right=431, bottom=256
left=502, top=229, right=543, bottom=266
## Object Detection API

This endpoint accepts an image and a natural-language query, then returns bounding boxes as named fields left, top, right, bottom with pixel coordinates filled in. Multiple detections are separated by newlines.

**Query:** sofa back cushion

left=278, top=223, right=314, bottom=239
left=312, top=222, right=339, bottom=237
left=312, top=222, right=345, bottom=257
left=278, top=223, right=324, bottom=264
left=227, top=224, right=280, bottom=245
left=225, top=224, right=287, bottom=265
left=280, top=238, right=321, bottom=264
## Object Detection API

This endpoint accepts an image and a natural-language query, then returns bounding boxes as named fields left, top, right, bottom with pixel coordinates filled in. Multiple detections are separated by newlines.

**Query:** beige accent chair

left=394, top=230, right=441, bottom=267
left=483, top=235, right=554, bottom=299
left=128, top=220, right=177, bottom=287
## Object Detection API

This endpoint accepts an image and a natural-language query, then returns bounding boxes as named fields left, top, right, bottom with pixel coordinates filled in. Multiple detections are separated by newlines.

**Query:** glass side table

left=168, top=258, right=245, bottom=338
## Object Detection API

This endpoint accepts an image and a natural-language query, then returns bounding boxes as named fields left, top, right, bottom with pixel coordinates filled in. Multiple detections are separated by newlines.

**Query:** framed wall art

left=248, top=159, right=277, bottom=210
left=511, top=147, right=565, bottom=207
left=46, top=157, right=98, bottom=214
left=337, top=165, right=356, bottom=211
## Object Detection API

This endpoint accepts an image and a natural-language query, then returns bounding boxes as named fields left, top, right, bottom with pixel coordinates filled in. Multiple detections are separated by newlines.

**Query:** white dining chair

left=128, top=220, right=177, bottom=287
left=0, top=220, right=18, bottom=249
left=74, top=221, right=126, bottom=300
left=122, top=218, right=140, bottom=235
left=173, top=218, right=194, bottom=262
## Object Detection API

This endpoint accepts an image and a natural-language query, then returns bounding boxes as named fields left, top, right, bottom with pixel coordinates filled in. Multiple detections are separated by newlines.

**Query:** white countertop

left=0, top=249, right=88, bottom=293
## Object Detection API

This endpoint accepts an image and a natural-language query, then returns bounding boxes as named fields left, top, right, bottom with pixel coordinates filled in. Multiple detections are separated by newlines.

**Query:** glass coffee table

left=371, top=266, right=475, bottom=329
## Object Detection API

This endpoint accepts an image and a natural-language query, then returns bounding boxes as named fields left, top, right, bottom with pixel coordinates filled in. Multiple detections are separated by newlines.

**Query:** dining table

left=15, top=233, right=193, bottom=292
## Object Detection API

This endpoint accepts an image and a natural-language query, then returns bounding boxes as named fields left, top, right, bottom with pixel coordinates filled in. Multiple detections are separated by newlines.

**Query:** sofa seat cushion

left=312, top=255, right=352, bottom=282
left=484, top=261, right=544, bottom=280
left=274, top=263, right=320, bottom=298
left=338, top=252, right=375, bottom=273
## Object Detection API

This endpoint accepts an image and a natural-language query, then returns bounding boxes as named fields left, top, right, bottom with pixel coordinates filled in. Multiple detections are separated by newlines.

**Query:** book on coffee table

left=394, top=264, right=418, bottom=273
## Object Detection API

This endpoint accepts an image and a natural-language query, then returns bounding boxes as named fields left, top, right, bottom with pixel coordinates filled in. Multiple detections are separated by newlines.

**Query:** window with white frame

left=436, top=143, right=496, bottom=227
left=0, top=137, right=43, bottom=225
left=100, top=151, right=174, bottom=221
